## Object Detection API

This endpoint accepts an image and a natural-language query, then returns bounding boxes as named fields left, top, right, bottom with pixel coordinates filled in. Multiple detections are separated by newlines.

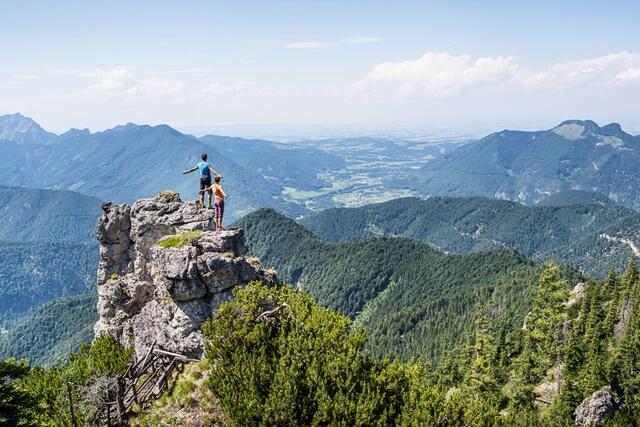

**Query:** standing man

left=182, top=153, right=222, bottom=208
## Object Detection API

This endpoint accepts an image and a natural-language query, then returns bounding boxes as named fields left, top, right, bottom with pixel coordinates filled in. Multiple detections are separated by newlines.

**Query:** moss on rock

left=156, top=230, right=204, bottom=248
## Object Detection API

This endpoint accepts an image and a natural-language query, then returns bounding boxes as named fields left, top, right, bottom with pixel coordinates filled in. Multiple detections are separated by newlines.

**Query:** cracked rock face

left=574, top=386, right=619, bottom=426
left=94, top=192, right=276, bottom=359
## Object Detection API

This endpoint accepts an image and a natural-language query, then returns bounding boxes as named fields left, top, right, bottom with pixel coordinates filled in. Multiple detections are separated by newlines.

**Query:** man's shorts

left=200, top=176, right=212, bottom=192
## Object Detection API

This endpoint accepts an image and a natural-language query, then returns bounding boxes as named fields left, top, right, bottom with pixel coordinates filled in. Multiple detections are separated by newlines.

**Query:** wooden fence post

left=115, top=375, right=126, bottom=425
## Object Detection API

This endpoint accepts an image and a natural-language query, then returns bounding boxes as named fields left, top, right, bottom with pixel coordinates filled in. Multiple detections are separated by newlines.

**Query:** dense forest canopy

left=235, top=208, right=583, bottom=364
left=5, top=260, right=640, bottom=425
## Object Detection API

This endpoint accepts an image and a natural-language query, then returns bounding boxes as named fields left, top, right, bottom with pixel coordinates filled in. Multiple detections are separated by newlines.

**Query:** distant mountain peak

left=556, top=119, right=600, bottom=129
left=552, top=119, right=601, bottom=140
left=0, top=112, right=55, bottom=144
left=61, top=128, right=91, bottom=138
left=2, top=112, right=28, bottom=120
left=0, top=112, right=41, bottom=129
left=600, top=122, right=624, bottom=136
left=408, top=119, right=640, bottom=210
left=106, top=122, right=183, bottom=137
left=551, top=119, right=632, bottom=142
left=110, top=122, right=148, bottom=132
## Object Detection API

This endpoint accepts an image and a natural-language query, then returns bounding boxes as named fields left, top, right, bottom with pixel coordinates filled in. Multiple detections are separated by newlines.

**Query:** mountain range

left=402, top=120, right=640, bottom=209
left=3, top=113, right=640, bottom=424
left=0, top=113, right=346, bottom=220
left=301, top=194, right=638, bottom=276
left=4, top=114, right=640, bottom=217
left=2, top=114, right=640, bottom=366
left=0, top=189, right=640, bottom=363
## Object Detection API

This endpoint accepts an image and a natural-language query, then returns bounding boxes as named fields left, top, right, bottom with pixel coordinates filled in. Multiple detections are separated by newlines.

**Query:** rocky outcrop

left=614, top=296, right=634, bottom=337
left=564, top=282, right=587, bottom=308
left=574, top=386, right=619, bottom=426
left=94, top=191, right=275, bottom=359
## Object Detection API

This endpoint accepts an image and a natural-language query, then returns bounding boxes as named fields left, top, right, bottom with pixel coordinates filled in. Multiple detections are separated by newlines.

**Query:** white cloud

left=355, top=52, right=519, bottom=97
left=526, top=52, right=640, bottom=89
left=84, top=68, right=137, bottom=94
left=286, top=36, right=382, bottom=49
left=355, top=51, right=640, bottom=98
left=616, top=67, right=640, bottom=83
left=78, top=68, right=186, bottom=99
left=205, top=82, right=246, bottom=94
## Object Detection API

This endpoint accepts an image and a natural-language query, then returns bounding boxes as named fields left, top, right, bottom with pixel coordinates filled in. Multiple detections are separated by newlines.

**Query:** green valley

left=301, top=196, right=638, bottom=276
left=235, top=208, right=582, bottom=363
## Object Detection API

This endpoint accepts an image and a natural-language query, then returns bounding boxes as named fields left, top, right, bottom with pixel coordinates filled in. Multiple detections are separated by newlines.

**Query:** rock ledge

left=94, top=192, right=275, bottom=359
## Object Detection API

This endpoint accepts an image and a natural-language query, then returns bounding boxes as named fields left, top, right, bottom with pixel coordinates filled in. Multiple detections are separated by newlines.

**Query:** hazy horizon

left=6, top=110, right=640, bottom=143
left=3, top=1, right=640, bottom=134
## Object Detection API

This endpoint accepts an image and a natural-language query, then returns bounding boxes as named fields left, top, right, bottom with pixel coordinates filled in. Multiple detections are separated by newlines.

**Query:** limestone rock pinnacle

left=93, top=191, right=276, bottom=359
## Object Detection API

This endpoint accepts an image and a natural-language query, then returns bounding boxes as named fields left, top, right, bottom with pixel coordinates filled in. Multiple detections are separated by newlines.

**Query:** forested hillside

left=0, top=186, right=102, bottom=241
left=300, top=196, right=635, bottom=275
left=0, top=187, right=100, bottom=361
left=196, top=264, right=640, bottom=425
left=0, top=293, right=97, bottom=366
left=402, top=120, right=640, bottom=210
left=235, top=208, right=582, bottom=363
left=536, top=189, right=615, bottom=207
left=10, top=261, right=640, bottom=426
left=543, top=214, right=640, bottom=278
left=0, top=241, right=98, bottom=328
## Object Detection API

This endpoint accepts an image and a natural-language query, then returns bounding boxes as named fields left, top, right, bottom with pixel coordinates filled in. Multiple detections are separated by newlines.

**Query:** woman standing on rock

left=182, top=153, right=222, bottom=208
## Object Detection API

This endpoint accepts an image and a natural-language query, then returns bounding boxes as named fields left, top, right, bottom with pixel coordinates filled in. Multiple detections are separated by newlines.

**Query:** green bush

left=16, top=334, right=133, bottom=426
left=202, top=282, right=449, bottom=426
left=0, top=358, right=34, bottom=426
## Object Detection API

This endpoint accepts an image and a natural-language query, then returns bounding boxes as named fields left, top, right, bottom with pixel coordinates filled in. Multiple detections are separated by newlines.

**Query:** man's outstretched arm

left=208, top=166, right=222, bottom=177
left=182, top=166, right=198, bottom=174
left=198, top=185, right=213, bottom=195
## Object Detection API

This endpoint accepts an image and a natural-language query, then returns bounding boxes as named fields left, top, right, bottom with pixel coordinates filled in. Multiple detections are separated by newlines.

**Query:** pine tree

left=608, top=257, right=639, bottom=394
left=459, top=304, right=503, bottom=426
left=580, top=281, right=607, bottom=394
left=602, top=269, right=621, bottom=336
left=513, top=263, right=569, bottom=389
left=546, top=288, right=589, bottom=423
left=0, top=358, right=34, bottom=427
left=617, top=257, right=640, bottom=410
left=464, top=304, right=498, bottom=398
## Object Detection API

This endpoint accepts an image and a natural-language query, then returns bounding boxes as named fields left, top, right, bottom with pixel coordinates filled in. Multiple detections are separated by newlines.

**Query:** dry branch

left=255, top=303, right=292, bottom=322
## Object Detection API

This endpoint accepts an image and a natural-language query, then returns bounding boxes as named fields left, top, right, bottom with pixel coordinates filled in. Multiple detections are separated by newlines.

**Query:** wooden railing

left=90, top=340, right=199, bottom=426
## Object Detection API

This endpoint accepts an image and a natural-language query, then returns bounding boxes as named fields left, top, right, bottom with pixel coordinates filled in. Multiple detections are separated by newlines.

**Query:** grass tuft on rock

left=156, top=230, right=203, bottom=248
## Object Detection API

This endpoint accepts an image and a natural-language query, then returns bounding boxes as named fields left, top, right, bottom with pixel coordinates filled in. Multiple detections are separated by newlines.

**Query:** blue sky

left=2, top=0, right=640, bottom=134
